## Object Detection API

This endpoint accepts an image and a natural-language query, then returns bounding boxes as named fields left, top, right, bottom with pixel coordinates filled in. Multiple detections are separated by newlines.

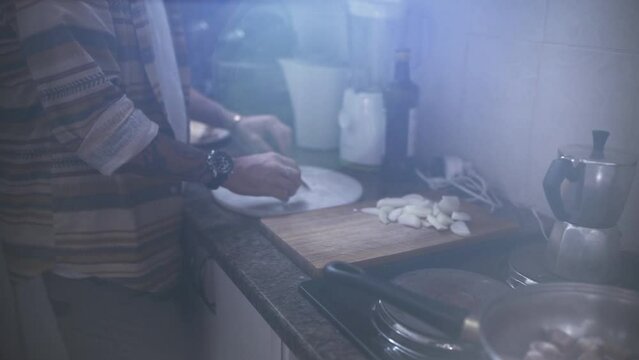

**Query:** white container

left=347, top=0, right=407, bottom=91
left=348, top=0, right=407, bottom=19
left=339, top=89, right=386, bottom=166
left=279, top=59, right=347, bottom=150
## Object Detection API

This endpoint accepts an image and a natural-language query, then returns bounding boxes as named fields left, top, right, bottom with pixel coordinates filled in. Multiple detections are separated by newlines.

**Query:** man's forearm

left=119, top=133, right=211, bottom=184
left=189, top=89, right=237, bottom=129
left=118, top=89, right=252, bottom=183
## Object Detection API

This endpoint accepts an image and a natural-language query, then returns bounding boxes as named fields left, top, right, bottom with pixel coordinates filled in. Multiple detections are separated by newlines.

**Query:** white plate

left=190, top=121, right=231, bottom=146
left=212, top=166, right=363, bottom=217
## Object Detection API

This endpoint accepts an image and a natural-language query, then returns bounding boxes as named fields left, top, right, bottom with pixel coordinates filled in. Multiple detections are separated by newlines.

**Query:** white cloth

left=143, top=0, right=188, bottom=143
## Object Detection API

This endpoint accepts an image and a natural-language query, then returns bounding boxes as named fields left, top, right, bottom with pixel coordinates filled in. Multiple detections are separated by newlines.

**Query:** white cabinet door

left=201, top=261, right=296, bottom=360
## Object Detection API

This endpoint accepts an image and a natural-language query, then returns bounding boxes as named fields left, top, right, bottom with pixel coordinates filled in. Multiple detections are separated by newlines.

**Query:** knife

left=301, top=179, right=311, bottom=191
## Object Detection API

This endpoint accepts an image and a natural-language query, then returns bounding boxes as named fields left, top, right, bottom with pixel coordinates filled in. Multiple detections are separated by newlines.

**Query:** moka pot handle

left=543, top=158, right=571, bottom=221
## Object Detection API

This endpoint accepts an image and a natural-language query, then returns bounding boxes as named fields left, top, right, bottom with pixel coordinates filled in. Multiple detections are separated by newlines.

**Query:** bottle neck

left=395, top=60, right=411, bottom=83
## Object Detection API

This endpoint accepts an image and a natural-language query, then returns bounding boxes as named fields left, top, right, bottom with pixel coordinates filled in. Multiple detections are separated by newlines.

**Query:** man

left=0, top=0, right=301, bottom=359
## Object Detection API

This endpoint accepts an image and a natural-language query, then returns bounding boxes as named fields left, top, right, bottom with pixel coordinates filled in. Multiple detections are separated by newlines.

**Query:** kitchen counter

left=182, top=149, right=546, bottom=360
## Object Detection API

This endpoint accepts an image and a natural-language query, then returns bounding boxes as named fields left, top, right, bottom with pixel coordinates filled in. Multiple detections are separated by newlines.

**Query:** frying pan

left=323, top=261, right=639, bottom=359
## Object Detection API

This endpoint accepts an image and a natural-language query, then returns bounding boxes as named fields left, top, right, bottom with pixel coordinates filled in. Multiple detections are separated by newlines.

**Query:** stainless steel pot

left=323, top=261, right=639, bottom=360
left=543, top=130, right=637, bottom=228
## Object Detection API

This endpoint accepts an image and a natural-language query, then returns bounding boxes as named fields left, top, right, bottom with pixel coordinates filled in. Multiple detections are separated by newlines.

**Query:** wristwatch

left=205, top=150, right=234, bottom=189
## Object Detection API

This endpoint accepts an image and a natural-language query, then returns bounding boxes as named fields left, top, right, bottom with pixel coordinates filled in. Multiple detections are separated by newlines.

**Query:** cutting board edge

left=262, top=219, right=519, bottom=278
left=345, top=224, right=519, bottom=270
left=259, top=222, right=323, bottom=277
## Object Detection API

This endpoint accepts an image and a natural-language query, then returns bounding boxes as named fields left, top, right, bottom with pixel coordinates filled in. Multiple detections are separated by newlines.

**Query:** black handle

left=591, top=130, right=610, bottom=159
left=543, top=158, right=571, bottom=221
left=323, top=261, right=469, bottom=339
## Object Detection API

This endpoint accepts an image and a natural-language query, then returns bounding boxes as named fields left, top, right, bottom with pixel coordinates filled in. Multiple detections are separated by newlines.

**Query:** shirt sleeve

left=14, top=0, right=158, bottom=175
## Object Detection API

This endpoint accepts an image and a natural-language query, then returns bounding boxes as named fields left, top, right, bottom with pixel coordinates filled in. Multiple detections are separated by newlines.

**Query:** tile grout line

left=466, top=31, right=639, bottom=58
left=525, top=42, right=545, bottom=210
left=541, top=0, right=550, bottom=43
left=523, top=0, right=551, bottom=209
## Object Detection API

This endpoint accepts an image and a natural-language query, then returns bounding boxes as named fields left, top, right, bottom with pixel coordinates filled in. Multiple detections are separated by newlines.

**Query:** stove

left=299, top=243, right=639, bottom=360
left=299, top=268, right=508, bottom=360
left=300, top=279, right=392, bottom=360
left=506, top=242, right=561, bottom=288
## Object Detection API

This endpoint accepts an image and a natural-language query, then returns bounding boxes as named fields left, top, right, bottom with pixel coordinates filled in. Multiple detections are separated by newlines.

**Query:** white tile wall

left=414, top=1, right=639, bottom=250
left=286, top=0, right=349, bottom=62
left=545, top=0, right=639, bottom=52
left=459, top=36, right=541, bottom=202
left=414, top=0, right=471, bottom=27
left=415, top=0, right=471, bottom=157
left=418, top=35, right=468, bottom=159
left=620, top=179, right=639, bottom=249
left=469, top=0, right=548, bottom=42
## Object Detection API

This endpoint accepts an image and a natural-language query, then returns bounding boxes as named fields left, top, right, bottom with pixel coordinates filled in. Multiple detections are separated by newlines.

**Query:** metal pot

left=543, top=130, right=637, bottom=228
left=323, top=261, right=639, bottom=359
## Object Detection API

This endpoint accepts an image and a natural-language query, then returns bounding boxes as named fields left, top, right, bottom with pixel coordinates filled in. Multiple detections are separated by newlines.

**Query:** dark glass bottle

left=382, top=49, right=420, bottom=183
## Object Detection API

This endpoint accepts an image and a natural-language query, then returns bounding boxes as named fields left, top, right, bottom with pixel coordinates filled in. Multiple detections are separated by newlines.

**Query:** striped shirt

left=0, top=0, right=192, bottom=292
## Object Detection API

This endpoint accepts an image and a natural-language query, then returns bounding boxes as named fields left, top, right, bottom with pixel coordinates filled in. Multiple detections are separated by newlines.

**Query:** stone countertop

left=184, top=183, right=369, bottom=360
left=182, top=149, right=544, bottom=360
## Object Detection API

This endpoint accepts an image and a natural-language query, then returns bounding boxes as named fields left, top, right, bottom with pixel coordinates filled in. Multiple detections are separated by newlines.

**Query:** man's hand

left=234, top=115, right=293, bottom=155
left=188, top=90, right=292, bottom=155
left=223, top=152, right=302, bottom=202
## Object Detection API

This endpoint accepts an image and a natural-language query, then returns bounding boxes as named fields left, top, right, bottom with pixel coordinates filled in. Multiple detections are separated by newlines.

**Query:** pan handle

left=323, top=261, right=469, bottom=339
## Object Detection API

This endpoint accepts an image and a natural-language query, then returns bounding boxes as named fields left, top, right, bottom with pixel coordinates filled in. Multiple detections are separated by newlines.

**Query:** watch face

left=206, top=150, right=234, bottom=189
left=212, top=151, right=234, bottom=175
left=216, top=152, right=233, bottom=175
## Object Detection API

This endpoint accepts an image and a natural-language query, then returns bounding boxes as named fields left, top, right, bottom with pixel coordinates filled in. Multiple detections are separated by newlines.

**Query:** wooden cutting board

left=261, top=197, right=518, bottom=277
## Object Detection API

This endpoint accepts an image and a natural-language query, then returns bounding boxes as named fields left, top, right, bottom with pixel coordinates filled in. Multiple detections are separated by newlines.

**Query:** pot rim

left=477, top=283, right=639, bottom=360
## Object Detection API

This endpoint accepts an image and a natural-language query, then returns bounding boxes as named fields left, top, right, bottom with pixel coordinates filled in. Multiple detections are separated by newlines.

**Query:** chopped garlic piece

left=388, top=208, right=403, bottom=222
left=450, top=221, right=471, bottom=236
left=360, top=207, right=379, bottom=216
left=377, top=198, right=409, bottom=208
left=438, top=196, right=460, bottom=215
left=398, top=213, right=421, bottom=228
left=403, top=205, right=432, bottom=218
left=451, top=211, right=471, bottom=222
